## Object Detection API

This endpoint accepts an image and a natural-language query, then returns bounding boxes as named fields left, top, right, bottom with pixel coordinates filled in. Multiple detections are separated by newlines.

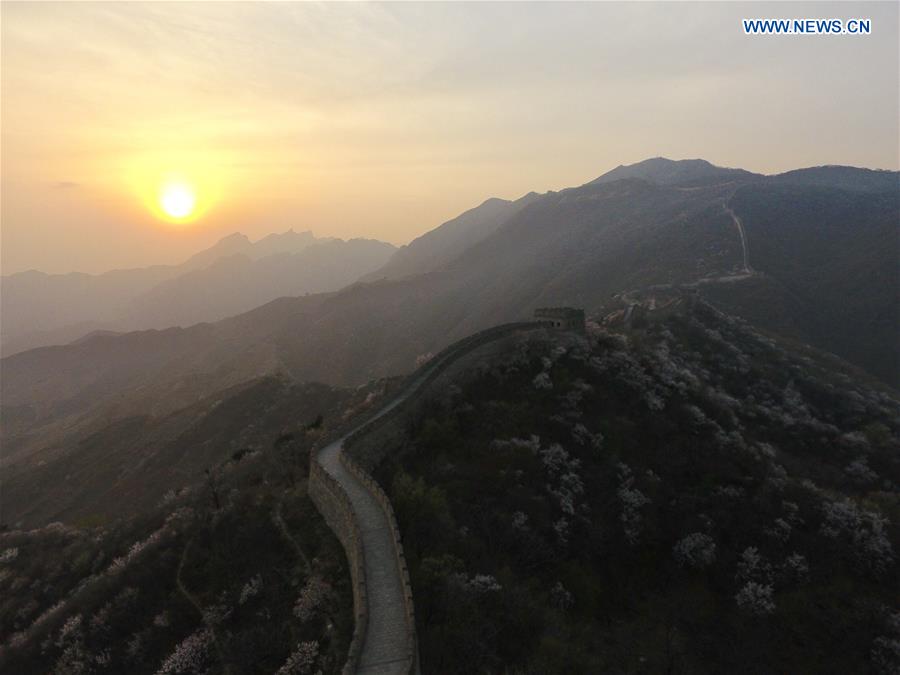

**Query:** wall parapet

left=307, top=460, right=368, bottom=674
left=311, top=320, right=546, bottom=674
left=344, top=321, right=543, bottom=469
left=339, top=452, right=418, bottom=672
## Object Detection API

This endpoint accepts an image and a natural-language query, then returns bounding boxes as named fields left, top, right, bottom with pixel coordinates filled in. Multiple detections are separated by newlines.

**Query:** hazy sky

left=2, top=1, right=898, bottom=275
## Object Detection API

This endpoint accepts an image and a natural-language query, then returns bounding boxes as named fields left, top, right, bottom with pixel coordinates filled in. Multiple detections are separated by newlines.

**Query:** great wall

left=308, top=311, right=584, bottom=673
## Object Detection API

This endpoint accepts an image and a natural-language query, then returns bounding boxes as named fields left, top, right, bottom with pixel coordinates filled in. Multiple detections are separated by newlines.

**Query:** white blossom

left=617, top=463, right=650, bottom=545
left=765, top=464, right=789, bottom=491
left=844, top=456, right=878, bottom=485
left=532, top=372, right=553, bottom=390
left=764, top=518, right=792, bottom=543
left=276, top=640, right=320, bottom=675
left=108, top=526, right=169, bottom=575
left=293, top=576, right=331, bottom=622
left=511, top=511, right=529, bottom=531
left=239, top=574, right=263, bottom=605
left=781, top=501, right=804, bottom=526
left=735, top=582, right=775, bottom=615
left=572, top=423, right=603, bottom=450
left=452, top=573, right=502, bottom=594
left=0, top=547, right=19, bottom=563
left=820, top=499, right=894, bottom=575
left=492, top=435, right=541, bottom=453
left=780, top=553, right=809, bottom=584
left=126, top=633, right=144, bottom=660
left=553, top=517, right=570, bottom=546
left=202, top=601, right=232, bottom=627
left=871, top=637, right=900, bottom=675
left=644, top=391, right=665, bottom=411
left=155, top=628, right=213, bottom=674
left=840, top=431, right=870, bottom=452
left=757, top=443, right=778, bottom=460
left=736, top=547, right=772, bottom=584
left=57, top=614, right=83, bottom=647
left=673, top=533, right=717, bottom=569
left=714, top=485, right=745, bottom=499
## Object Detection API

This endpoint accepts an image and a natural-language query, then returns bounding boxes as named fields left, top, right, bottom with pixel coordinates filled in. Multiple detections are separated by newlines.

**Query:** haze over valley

left=4, top=159, right=897, bottom=463
left=1, top=231, right=395, bottom=357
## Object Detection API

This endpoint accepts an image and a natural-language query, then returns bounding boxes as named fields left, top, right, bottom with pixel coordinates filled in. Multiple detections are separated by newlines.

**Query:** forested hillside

left=370, top=299, right=900, bottom=673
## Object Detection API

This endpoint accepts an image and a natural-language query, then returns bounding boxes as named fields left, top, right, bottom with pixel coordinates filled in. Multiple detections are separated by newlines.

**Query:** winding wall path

left=724, top=202, right=753, bottom=274
left=317, top=441, right=409, bottom=674
left=310, top=321, right=543, bottom=674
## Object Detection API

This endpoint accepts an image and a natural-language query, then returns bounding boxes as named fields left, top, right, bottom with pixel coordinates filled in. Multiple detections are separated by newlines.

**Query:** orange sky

left=2, top=2, right=898, bottom=274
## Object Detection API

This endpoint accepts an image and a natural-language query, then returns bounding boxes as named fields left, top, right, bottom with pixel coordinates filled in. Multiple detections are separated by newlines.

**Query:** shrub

left=735, top=582, right=775, bottom=616
left=673, top=533, right=717, bottom=570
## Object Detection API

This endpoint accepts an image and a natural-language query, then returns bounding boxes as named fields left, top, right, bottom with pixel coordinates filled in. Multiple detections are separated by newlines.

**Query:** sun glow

left=126, top=154, right=229, bottom=226
left=159, top=182, right=196, bottom=219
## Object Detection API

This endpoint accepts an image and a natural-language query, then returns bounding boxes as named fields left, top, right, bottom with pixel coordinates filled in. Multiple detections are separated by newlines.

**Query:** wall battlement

left=307, top=460, right=369, bottom=674
left=309, top=320, right=546, bottom=674
left=534, top=307, right=586, bottom=332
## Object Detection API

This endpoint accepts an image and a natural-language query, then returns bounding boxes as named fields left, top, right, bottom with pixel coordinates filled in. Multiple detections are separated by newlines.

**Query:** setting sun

left=159, top=182, right=196, bottom=219
left=127, top=160, right=224, bottom=225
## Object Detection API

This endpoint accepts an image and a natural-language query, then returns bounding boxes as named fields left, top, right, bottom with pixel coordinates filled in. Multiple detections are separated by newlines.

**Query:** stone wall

left=307, top=460, right=368, bottom=674
left=345, top=321, right=543, bottom=470
left=310, top=320, right=546, bottom=674
left=339, top=452, right=418, bottom=673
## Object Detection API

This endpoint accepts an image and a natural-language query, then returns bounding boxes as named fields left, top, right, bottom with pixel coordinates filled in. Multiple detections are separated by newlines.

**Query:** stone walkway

left=317, top=406, right=413, bottom=674
left=315, top=324, right=540, bottom=673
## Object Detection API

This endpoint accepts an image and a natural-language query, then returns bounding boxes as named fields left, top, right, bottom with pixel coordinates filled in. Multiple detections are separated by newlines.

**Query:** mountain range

left=1, top=230, right=395, bottom=357
left=2, top=157, right=897, bottom=528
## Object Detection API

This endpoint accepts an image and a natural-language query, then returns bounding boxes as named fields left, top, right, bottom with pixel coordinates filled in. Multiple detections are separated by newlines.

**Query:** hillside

left=125, top=238, right=396, bottom=329
left=588, top=157, right=762, bottom=187
left=1, top=175, right=743, bottom=459
left=771, top=166, right=899, bottom=193
left=3, top=158, right=897, bottom=528
left=361, top=298, right=900, bottom=673
left=704, top=182, right=899, bottom=386
left=1, top=232, right=395, bottom=357
left=1, top=375, right=389, bottom=528
left=0, top=406, right=358, bottom=674
left=365, top=192, right=540, bottom=281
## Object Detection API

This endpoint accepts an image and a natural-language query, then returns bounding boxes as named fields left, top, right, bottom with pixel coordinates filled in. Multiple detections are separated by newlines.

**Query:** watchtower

left=534, top=307, right=586, bottom=332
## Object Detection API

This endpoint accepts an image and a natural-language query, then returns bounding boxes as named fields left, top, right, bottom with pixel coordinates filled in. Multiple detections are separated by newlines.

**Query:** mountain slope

left=704, top=182, right=899, bottom=386
left=589, top=157, right=762, bottom=187
left=125, top=238, right=395, bottom=329
left=1, top=372, right=383, bottom=527
left=367, top=158, right=755, bottom=285
left=1, top=232, right=394, bottom=356
left=365, top=299, right=900, bottom=673
left=1, top=175, right=746, bottom=450
left=364, top=192, right=540, bottom=281
left=770, top=165, right=899, bottom=193
left=3, top=159, right=896, bottom=511
left=0, top=402, right=357, bottom=674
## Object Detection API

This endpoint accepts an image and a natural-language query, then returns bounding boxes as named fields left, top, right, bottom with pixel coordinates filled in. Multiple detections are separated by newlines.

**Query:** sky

left=2, top=1, right=898, bottom=275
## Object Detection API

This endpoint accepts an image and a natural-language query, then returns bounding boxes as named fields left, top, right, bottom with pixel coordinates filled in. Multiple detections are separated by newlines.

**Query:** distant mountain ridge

left=1, top=229, right=395, bottom=356
left=126, top=238, right=396, bottom=329
left=588, top=156, right=762, bottom=187
left=364, top=192, right=541, bottom=281
left=366, top=157, right=898, bottom=285
left=2, top=157, right=896, bottom=511
left=182, top=228, right=333, bottom=269
left=767, top=165, right=900, bottom=192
